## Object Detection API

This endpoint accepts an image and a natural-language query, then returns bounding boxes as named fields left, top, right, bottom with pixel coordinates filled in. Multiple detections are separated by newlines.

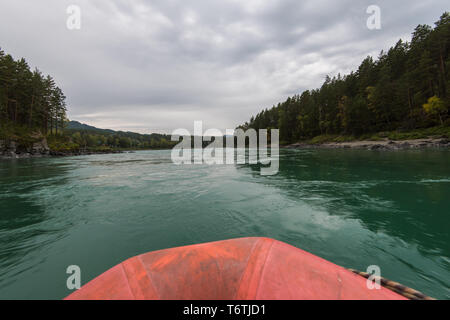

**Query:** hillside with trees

left=58, top=121, right=175, bottom=151
left=0, top=48, right=67, bottom=135
left=0, top=49, right=175, bottom=156
left=239, top=13, right=450, bottom=144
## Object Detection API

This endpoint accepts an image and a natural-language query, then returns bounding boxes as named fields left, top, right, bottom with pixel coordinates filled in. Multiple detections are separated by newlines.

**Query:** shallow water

left=0, top=149, right=449, bottom=299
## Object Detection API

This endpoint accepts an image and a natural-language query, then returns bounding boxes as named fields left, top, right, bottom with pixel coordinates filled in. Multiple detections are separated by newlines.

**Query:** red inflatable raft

left=65, top=237, right=406, bottom=300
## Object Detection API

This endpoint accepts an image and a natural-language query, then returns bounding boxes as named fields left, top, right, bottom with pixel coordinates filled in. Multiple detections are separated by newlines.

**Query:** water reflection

left=238, top=149, right=450, bottom=299
left=0, top=150, right=449, bottom=299
left=242, top=149, right=450, bottom=256
left=0, top=159, right=72, bottom=287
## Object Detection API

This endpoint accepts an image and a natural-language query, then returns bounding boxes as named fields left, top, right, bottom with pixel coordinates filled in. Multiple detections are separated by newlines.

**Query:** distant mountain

left=63, top=120, right=175, bottom=149
left=66, top=121, right=116, bottom=134
left=65, top=120, right=172, bottom=140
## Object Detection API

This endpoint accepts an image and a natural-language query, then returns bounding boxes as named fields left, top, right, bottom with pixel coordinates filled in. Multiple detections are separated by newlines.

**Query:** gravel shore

left=284, top=138, right=450, bottom=150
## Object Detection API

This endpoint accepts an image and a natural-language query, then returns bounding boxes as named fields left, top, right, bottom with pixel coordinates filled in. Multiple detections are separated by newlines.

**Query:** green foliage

left=241, top=12, right=450, bottom=143
left=308, top=134, right=361, bottom=144
left=0, top=122, right=44, bottom=147
left=56, top=124, right=177, bottom=151
left=386, top=126, right=450, bottom=140
left=423, top=96, right=448, bottom=124
left=297, top=125, right=450, bottom=144
left=0, top=49, right=176, bottom=152
left=47, top=134, right=79, bottom=153
left=0, top=48, right=67, bottom=135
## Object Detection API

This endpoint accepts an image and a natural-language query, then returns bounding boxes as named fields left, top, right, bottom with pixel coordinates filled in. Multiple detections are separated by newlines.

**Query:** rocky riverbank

left=0, top=138, right=126, bottom=159
left=284, top=138, right=450, bottom=150
left=0, top=138, right=50, bottom=159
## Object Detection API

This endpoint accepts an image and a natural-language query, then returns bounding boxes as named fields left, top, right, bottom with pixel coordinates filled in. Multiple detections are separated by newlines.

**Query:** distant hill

left=62, top=120, right=175, bottom=150
left=66, top=121, right=116, bottom=134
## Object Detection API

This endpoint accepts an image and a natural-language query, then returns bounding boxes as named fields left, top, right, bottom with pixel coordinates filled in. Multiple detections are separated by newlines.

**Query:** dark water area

left=0, top=149, right=449, bottom=299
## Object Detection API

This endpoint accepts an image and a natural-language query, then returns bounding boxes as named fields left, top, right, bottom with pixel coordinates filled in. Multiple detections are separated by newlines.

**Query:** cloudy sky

left=0, top=0, right=448, bottom=133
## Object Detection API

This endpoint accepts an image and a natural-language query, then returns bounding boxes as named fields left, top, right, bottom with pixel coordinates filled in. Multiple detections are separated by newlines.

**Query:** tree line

left=0, top=48, right=67, bottom=135
left=0, top=50, right=175, bottom=151
left=239, top=12, right=450, bottom=144
left=62, top=126, right=176, bottom=150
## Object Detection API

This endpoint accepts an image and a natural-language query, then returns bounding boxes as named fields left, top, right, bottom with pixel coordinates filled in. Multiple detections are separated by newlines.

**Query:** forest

left=62, top=121, right=175, bottom=151
left=0, top=48, right=66, bottom=135
left=239, top=13, right=450, bottom=144
left=0, top=50, right=175, bottom=152
left=2, top=12, right=449, bottom=152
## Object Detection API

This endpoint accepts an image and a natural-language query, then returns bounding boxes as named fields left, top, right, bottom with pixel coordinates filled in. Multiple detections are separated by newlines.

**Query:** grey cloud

left=0, top=0, right=448, bottom=133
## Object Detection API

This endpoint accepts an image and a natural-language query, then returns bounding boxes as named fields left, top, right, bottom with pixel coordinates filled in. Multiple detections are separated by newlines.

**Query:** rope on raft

left=348, top=269, right=436, bottom=300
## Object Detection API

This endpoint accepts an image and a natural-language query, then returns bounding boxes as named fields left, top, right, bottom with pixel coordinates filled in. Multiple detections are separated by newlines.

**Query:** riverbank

left=0, top=147, right=128, bottom=159
left=285, top=137, right=450, bottom=150
left=0, top=136, right=134, bottom=159
left=0, top=120, right=177, bottom=160
left=0, top=130, right=170, bottom=160
left=284, top=126, right=450, bottom=150
left=0, top=143, right=177, bottom=159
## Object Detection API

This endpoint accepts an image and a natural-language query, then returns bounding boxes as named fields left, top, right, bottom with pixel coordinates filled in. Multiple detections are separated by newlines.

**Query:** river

left=0, top=149, right=449, bottom=299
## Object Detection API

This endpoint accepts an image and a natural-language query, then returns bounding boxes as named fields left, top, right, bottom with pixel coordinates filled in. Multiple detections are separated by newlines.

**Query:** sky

left=0, top=0, right=448, bottom=134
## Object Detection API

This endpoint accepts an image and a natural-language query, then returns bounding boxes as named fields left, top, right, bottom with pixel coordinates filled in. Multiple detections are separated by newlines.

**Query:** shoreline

left=0, top=148, right=177, bottom=160
left=2, top=139, right=449, bottom=159
left=284, top=138, right=450, bottom=150
left=0, top=149, right=128, bottom=160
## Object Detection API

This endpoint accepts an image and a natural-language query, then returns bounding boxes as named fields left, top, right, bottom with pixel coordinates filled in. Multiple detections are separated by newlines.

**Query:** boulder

left=399, top=142, right=410, bottom=149
left=31, top=138, right=50, bottom=154
left=8, top=141, right=17, bottom=153
left=19, top=153, right=31, bottom=158
left=7, top=151, right=18, bottom=158
left=369, top=144, right=384, bottom=150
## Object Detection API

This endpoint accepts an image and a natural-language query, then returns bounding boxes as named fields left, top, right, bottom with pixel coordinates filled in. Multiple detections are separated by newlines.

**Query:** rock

left=0, top=137, right=53, bottom=159
left=19, top=153, right=31, bottom=158
left=31, top=138, right=50, bottom=154
left=8, top=141, right=17, bottom=153
left=279, top=138, right=450, bottom=151
left=50, top=151, right=66, bottom=156
left=399, top=142, right=410, bottom=149
left=368, top=144, right=384, bottom=150
left=8, top=151, right=18, bottom=158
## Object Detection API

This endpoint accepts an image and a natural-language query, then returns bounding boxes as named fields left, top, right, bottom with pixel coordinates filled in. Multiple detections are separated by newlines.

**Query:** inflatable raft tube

left=65, top=237, right=406, bottom=300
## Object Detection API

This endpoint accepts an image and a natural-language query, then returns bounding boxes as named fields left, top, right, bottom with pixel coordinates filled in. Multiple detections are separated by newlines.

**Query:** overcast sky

left=0, top=1, right=448, bottom=133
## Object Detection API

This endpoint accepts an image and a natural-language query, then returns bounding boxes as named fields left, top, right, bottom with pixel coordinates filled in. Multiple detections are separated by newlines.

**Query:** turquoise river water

left=0, top=149, right=449, bottom=299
